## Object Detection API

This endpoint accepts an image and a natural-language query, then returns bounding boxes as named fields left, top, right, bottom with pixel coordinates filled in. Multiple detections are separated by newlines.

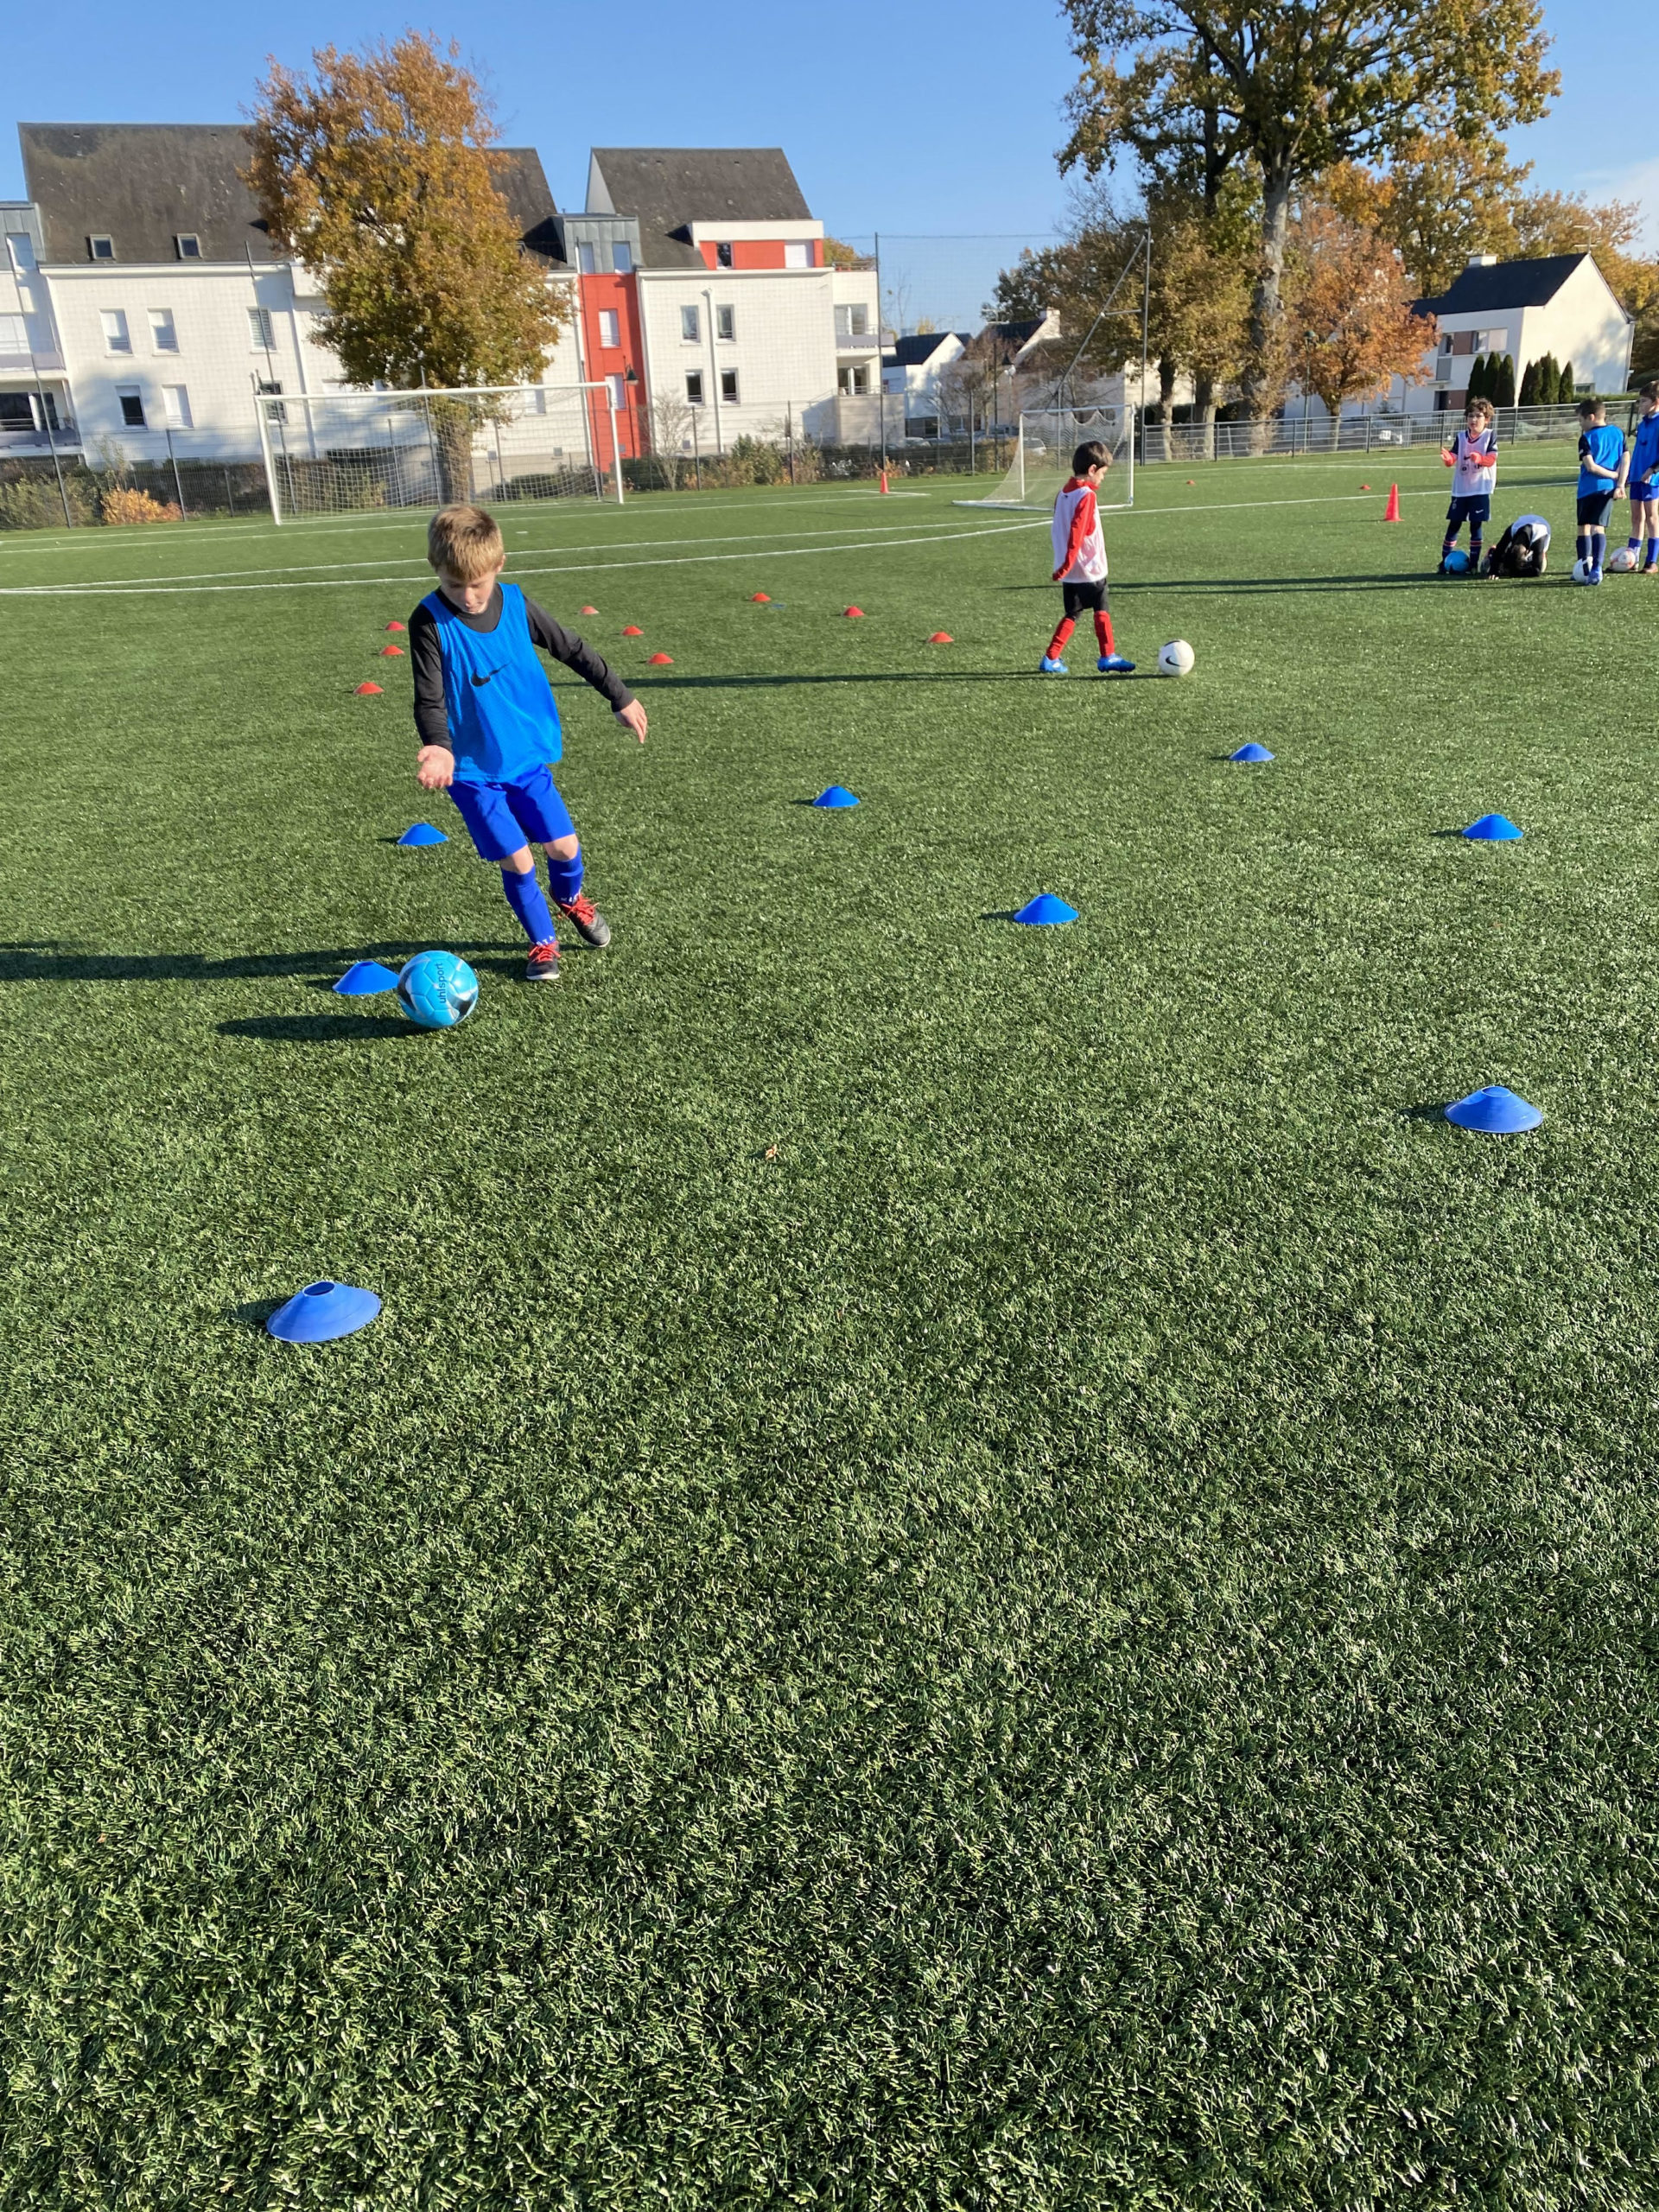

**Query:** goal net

left=955, top=407, right=1135, bottom=512
left=255, top=383, right=626, bottom=523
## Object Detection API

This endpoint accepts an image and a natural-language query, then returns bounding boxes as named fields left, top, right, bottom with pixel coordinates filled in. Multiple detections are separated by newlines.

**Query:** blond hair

left=1465, top=395, right=1495, bottom=424
left=427, top=504, right=505, bottom=581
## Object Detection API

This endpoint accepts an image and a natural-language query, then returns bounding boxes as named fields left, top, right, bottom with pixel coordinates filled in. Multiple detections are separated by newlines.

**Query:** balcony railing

left=0, top=421, right=80, bottom=448
left=835, top=330, right=880, bottom=351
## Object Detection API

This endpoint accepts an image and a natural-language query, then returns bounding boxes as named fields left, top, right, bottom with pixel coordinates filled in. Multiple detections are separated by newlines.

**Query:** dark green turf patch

left=2, top=458, right=1656, bottom=2206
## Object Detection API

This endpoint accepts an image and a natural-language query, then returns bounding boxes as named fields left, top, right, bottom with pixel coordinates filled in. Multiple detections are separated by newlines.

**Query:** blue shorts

left=1578, top=492, right=1615, bottom=530
left=447, top=761, right=575, bottom=861
left=1630, top=479, right=1656, bottom=504
left=1446, top=494, right=1491, bottom=527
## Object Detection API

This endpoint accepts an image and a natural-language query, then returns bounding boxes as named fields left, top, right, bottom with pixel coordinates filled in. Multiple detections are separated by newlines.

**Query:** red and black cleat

left=556, top=893, right=612, bottom=950
left=524, top=939, right=562, bottom=983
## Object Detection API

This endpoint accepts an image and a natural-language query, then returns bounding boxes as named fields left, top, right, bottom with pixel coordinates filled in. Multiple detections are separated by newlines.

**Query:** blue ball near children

left=395, top=950, right=479, bottom=1029
left=1442, top=548, right=1471, bottom=575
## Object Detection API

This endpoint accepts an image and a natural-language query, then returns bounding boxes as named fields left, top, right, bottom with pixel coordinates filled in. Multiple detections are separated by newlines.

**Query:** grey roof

left=19, top=123, right=564, bottom=268
left=1414, top=253, right=1592, bottom=317
left=588, top=147, right=811, bottom=270
left=887, top=332, right=959, bottom=365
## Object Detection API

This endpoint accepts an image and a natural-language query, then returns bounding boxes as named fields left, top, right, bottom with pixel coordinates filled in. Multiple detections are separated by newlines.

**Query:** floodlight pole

left=607, top=390, right=626, bottom=504
left=874, top=231, right=887, bottom=474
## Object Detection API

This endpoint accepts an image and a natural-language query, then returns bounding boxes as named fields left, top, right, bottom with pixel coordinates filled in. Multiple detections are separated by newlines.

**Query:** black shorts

left=1062, top=579, right=1109, bottom=618
left=1578, top=492, right=1615, bottom=529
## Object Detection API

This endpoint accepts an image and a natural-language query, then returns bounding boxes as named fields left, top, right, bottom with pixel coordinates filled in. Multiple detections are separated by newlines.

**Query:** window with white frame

left=598, top=308, right=620, bottom=349
left=162, top=385, right=192, bottom=429
left=715, top=304, right=735, bottom=341
left=835, top=302, right=870, bottom=340
left=837, top=362, right=869, bottom=396
left=175, top=234, right=201, bottom=259
left=149, top=308, right=179, bottom=353
left=685, top=370, right=704, bottom=404
left=681, top=304, right=700, bottom=342
left=0, top=314, right=27, bottom=354
left=785, top=240, right=811, bottom=269
left=612, top=242, right=632, bottom=274
left=87, top=234, right=115, bottom=260
left=715, top=242, right=734, bottom=269
left=576, top=243, right=597, bottom=276
left=7, top=232, right=37, bottom=273
left=116, top=387, right=146, bottom=427
left=0, top=393, right=32, bottom=427
left=101, top=308, right=132, bottom=354
left=248, top=306, right=276, bottom=352
left=720, top=367, right=739, bottom=403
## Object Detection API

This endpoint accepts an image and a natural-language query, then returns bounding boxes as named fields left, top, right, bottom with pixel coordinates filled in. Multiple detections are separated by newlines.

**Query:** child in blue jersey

left=1574, top=397, right=1625, bottom=584
left=1614, top=382, right=1659, bottom=573
left=410, top=505, right=647, bottom=983
left=1438, top=396, right=1497, bottom=573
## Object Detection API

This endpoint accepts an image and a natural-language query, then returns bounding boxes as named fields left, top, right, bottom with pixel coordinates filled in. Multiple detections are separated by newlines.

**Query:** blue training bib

left=422, top=582, right=562, bottom=783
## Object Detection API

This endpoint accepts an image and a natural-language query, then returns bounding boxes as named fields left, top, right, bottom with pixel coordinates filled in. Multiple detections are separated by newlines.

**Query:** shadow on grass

left=633, top=669, right=1160, bottom=692
left=1402, top=1102, right=1453, bottom=1122
left=218, top=1014, right=416, bottom=1044
left=0, top=941, right=501, bottom=984
left=231, top=1297, right=283, bottom=1330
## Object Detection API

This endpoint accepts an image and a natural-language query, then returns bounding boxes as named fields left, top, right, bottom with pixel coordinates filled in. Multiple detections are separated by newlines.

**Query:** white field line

left=0, top=481, right=1466, bottom=601
left=0, top=518, right=1049, bottom=596
left=0, top=483, right=934, bottom=558
left=0, top=512, right=1028, bottom=592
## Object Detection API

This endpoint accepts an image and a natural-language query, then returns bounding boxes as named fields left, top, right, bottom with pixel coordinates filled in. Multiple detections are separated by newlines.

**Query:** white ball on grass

left=1157, top=639, right=1196, bottom=677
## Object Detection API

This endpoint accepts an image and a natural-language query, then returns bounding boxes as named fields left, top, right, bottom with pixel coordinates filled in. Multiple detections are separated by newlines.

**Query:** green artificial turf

left=3, top=453, right=1657, bottom=2207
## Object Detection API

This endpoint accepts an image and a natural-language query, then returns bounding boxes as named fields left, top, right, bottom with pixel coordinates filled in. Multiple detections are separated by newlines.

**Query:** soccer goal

left=255, top=382, right=631, bottom=524
left=955, top=407, right=1135, bottom=513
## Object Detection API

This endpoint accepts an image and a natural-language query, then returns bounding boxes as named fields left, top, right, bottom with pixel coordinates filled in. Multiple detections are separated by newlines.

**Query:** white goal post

left=254, top=381, right=630, bottom=524
left=954, top=407, right=1135, bottom=514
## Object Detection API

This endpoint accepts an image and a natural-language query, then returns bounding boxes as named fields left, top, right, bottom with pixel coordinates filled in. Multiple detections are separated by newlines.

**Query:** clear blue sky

left=3, top=0, right=1651, bottom=245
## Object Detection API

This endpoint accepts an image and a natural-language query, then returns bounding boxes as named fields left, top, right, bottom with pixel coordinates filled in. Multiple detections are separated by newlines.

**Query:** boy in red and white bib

left=1041, top=439, right=1135, bottom=676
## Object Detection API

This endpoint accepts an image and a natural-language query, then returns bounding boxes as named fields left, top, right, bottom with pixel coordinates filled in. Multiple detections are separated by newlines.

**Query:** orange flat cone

left=750, top=592, right=771, bottom=602
left=879, top=470, right=889, bottom=494
left=354, top=682, right=383, bottom=696
left=844, top=606, right=865, bottom=619
left=385, top=620, right=405, bottom=632
left=1384, top=484, right=1401, bottom=521
left=580, top=604, right=598, bottom=615
left=1359, top=482, right=1370, bottom=491
left=378, top=644, right=404, bottom=657
left=928, top=631, right=953, bottom=644
left=1185, top=478, right=1195, bottom=485
left=622, top=625, right=644, bottom=636
left=648, top=652, right=673, bottom=664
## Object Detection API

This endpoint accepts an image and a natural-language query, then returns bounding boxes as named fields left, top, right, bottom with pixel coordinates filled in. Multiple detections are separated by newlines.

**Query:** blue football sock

left=1576, top=532, right=1589, bottom=565
left=545, top=845, right=583, bottom=906
left=1647, top=543, right=1659, bottom=569
left=501, top=866, right=555, bottom=944
left=1629, top=533, right=1643, bottom=553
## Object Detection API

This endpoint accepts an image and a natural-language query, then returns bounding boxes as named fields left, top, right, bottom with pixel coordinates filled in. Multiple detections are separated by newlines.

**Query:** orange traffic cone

left=1383, top=483, right=1401, bottom=522
left=879, top=468, right=889, bottom=494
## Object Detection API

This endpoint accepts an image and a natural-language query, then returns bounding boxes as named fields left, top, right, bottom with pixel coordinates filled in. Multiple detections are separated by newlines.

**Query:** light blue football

left=1442, top=548, right=1471, bottom=575
left=395, top=950, right=479, bottom=1030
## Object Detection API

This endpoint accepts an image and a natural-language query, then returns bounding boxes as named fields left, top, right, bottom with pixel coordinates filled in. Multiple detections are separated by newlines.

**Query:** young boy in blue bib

left=1573, top=397, right=1625, bottom=585
left=410, top=505, right=647, bottom=982
left=1614, top=381, right=1659, bottom=573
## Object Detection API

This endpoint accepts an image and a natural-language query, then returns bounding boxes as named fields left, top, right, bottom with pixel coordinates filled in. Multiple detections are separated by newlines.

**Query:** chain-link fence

left=1138, top=401, right=1634, bottom=463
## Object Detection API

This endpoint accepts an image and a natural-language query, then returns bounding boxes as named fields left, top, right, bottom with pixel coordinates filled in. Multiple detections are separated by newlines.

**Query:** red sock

left=1047, top=616, right=1075, bottom=660
left=1094, top=609, right=1116, bottom=656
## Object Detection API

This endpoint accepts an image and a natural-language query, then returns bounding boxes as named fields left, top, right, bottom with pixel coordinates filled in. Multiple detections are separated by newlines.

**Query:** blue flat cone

left=1445, top=1085, right=1542, bottom=1134
left=1230, top=743, right=1273, bottom=763
left=266, top=1278, right=382, bottom=1343
left=333, top=960, right=399, bottom=996
left=813, top=785, right=859, bottom=808
left=1463, top=813, right=1522, bottom=842
left=1014, top=893, right=1078, bottom=925
left=397, top=823, right=448, bottom=847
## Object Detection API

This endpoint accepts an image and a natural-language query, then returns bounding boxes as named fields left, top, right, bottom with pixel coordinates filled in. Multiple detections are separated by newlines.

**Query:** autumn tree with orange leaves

left=1287, top=209, right=1436, bottom=438
left=245, top=35, right=569, bottom=498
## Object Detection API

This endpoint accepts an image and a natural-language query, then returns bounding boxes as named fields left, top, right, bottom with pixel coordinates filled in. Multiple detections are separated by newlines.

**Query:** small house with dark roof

left=1397, top=251, right=1633, bottom=415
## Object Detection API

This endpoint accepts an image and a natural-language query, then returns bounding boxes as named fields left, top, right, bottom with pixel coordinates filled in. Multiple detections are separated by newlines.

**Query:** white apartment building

left=1395, top=252, right=1634, bottom=414
left=0, top=124, right=583, bottom=474
left=1, top=130, right=883, bottom=480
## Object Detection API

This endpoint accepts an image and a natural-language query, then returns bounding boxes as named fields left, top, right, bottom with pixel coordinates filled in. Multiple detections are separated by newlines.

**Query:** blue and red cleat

left=1039, top=654, right=1068, bottom=675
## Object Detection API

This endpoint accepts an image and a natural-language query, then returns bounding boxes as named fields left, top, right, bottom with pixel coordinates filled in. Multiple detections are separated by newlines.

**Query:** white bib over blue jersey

left=420, top=582, right=562, bottom=785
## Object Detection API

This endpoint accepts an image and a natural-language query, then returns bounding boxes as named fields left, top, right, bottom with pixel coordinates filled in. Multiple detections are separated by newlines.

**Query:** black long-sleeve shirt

left=409, top=584, right=635, bottom=752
